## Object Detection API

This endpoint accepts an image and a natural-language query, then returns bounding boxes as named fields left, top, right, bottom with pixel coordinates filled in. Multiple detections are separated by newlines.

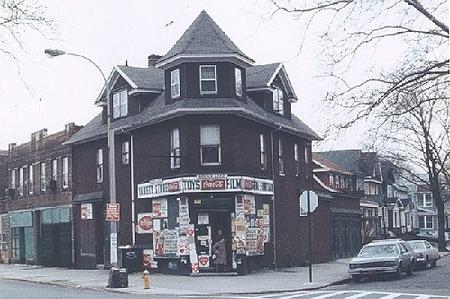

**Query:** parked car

left=407, top=240, right=440, bottom=269
left=348, top=239, right=415, bottom=282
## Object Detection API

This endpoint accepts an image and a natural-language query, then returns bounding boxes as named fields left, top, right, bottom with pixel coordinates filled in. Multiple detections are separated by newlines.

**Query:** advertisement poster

left=137, top=213, right=153, bottom=234
left=152, top=198, right=168, bottom=218
left=257, top=231, right=265, bottom=254
left=189, top=242, right=199, bottom=273
left=164, top=229, right=179, bottom=257
left=153, top=219, right=161, bottom=231
left=235, top=196, right=245, bottom=220
left=198, top=255, right=210, bottom=268
left=153, top=231, right=165, bottom=257
left=243, top=195, right=255, bottom=215
left=233, top=219, right=246, bottom=254
left=81, top=203, right=93, bottom=220
left=143, top=249, right=157, bottom=269
left=178, top=236, right=190, bottom=256
left=106, top=203, right=120, bottom=221
left=198, top=212, right=209, bottom=225
left=179, top=197, right=190, bottom=235
left=246, top=227, right=259, bottom=256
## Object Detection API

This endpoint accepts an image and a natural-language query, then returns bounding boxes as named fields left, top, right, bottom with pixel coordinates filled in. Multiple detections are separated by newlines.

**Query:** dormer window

left=112, top=90, right=128, bottom=119
left=200, top=65, right=217, bottom=94
left=273, top=87, right=284, bottom=115
left=235, top=68, right=242, bottom=97
left=171, top=69, right=180, bottom=99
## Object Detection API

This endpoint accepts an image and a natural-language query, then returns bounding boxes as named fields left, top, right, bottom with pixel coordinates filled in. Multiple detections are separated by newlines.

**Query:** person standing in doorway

left=213, top=230, right=226, bottom=272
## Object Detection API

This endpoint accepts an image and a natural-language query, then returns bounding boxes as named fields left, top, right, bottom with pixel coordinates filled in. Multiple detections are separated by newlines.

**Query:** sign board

left=299, top=190, right=318, bottom=216
left=81, top=203, right=93, bottom=220
left=137, top=213, right=153, bottom=234
left=106, top=203, right=120, bottom=222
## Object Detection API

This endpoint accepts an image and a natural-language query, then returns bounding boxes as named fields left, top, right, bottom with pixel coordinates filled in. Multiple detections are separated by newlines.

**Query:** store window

left=199, top=65, right=217, bottom=94
left=200, top=125, right=221, bottom=165
left=112, top=89, right=128, bottom=118
left=122, top=141, right=130, bottom=165
left=170, top=128, right=180, bottom=169
left=40, top=162, right=46, bottom=192
left=62, top=157, right=69, bottom=189
left=235, top=68, right=242, bottom=97
left=171, top=68, right=180, bottom=99
left=260, top=134, right=266, bottom=170
left=96, top=149, right=103, bottom=183
left=273, top=87, right=284, bottom=115
left=278, top=139, right=284, bottom=175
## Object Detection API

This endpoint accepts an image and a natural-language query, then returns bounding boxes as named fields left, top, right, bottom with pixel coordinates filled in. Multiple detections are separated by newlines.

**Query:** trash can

left=108, top=267, right=128, bottom=288
left=121, top=249, right=140, bottom=273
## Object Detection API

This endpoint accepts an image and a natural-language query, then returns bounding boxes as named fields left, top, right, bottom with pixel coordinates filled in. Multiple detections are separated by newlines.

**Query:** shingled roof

left=117, top=65, right=164, bottom=91
left=246, top=63, right=281, bottom=89
left=156, top=10, right=254, bottom=67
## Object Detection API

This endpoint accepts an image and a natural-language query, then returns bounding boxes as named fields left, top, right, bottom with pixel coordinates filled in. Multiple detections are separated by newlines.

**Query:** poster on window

left=235, top=196, right=245, bottom=220
left=233, top=219, right=246, bottom=254
left=179, top=197, right=190, bottom=235
left=152, top=198, right=168, bottom=218
left=137, top=213, right=153, bottom=234
left=81, top=203, right=93, bottom=220
left=153, top=231, right=165, bottom=257
left=178, top=235, right=190, bottom=256
left=163, top=229, right=179, bottom=257
left=246, top=227, right=262, bottom=256
left=243, top=195, right=256, bottom=215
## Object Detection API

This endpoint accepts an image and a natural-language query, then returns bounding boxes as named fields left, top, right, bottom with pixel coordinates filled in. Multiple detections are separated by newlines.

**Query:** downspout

left=130, top=133, right=136, bottom=245
left=270, top=126, right=282, bottom=268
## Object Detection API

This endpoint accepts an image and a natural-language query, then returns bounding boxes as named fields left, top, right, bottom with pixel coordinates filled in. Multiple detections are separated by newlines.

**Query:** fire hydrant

left=142, top=269, right=150, bottom=289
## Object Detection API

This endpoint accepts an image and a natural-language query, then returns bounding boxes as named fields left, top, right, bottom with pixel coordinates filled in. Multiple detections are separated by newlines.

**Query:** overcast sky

left=0, top=0, right=369, bottom=150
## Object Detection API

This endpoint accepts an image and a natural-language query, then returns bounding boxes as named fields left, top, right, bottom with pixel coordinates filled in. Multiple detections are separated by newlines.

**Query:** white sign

left=299, top=190, right=318, bottom=216
left=81, top=203, right=93, bottom=220
left=110, top=233, right=117, bottom=264
left=137, top=213, right=153, bottom=234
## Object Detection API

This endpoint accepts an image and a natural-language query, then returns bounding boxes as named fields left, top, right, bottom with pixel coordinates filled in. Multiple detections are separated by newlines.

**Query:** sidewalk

left=0, top=259, right=352, bottom=296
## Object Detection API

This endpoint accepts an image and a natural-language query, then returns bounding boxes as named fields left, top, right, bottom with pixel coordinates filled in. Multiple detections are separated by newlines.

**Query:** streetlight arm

left=64, top=52, right=109, bottom=92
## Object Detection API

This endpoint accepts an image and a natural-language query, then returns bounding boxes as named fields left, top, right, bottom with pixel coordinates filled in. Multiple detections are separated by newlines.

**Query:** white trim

left=199, top=65, right=217, bottom=95
left=247, top=87, right=274, bottom=92
left=313, top=174, right=339, bottom=193
left=265, top=64, right=298, bottom=102
left=95, top=69, right=119, bottom=104
left=155, top=53, right=254, bottom=68
left=115, top=66, right=138, bottom=89
left=128, top=88, right=162, bottom=95
left=266, top=63, right=283, bottom=88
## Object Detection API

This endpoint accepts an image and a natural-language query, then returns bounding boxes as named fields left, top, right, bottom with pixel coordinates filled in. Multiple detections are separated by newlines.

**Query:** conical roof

left=156, top=10, right=254, bottom=67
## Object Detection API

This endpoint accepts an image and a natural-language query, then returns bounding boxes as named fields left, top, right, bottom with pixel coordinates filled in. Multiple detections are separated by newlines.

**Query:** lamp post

left=45, top=49, right=118, bottom=267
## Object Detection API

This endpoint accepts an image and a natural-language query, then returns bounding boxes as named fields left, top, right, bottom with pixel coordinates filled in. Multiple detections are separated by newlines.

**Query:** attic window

left=200, top=65, right=217, bottom=94
left=113, top=90, right=128, bottom=118
left=273, top=87, right=284, bottom=115
left=171, top=69, right=180, bottom=99
left=235, top=68, right=242, bottom=97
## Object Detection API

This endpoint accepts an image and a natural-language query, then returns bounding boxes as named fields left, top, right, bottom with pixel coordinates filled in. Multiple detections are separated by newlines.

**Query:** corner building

left=68, top=11, right=321, bottom=273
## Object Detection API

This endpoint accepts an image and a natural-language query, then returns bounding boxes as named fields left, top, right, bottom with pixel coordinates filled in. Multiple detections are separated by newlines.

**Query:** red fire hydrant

left=142, top=269, right=150, bottom=289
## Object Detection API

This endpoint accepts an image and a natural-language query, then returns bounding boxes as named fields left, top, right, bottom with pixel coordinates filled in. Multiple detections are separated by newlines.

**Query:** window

left=387, top=185, right=393, bottom=198
left=170, top=128, right=180, bottom=169
left=112, top=90, right=128, bottom=118
left=260, top=134, right=267, bottom=170
left=40, top=162, right=46, bottom=192
left=421, top=193, right=433, bottom=207
left=419, top=216, right=434, bottom=229
left=19, top=167, right=24, bottom=196
left=62, top=157, right=69, bottom=189
left=329, top=174, right=334, bottom=187
left=294, top=144, right=300, bottom=176
left=200, top=125, right=221, bottom=165
left=52, top=159, right=58, bottom=181
left=304, top=145, right=310, bottom=164
left=9, top=169, right=15, bottom=189
left=28, top=165, right=33, bottom=195
left=235, top=68, right=242, bottom=97
left=171, top=69, right=180, bottom=99
left=199, top=65, right=217, bottom=94
left=278, top=139, right=284, bottom=175
left=122, top=141, right=130, bottom=165
left=96, top=149, right=103, bottom=183
left=273, top=87, right=284, bottom=115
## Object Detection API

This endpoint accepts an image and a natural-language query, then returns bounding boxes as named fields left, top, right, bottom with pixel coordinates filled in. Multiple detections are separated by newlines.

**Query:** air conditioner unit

left=46, top=180, right=57, bottom=193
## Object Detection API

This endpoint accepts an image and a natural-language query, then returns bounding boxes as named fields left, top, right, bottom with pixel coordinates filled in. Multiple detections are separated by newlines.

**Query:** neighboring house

left=67, top=11, right=321, bottom=272
left=411, top=183, right=439, bottom=234
left=317, top=150, right=384, bottom=243
left=0, top=150, right=8, bottom=263
left=312, top=153, right=362, bottom=260
left=2, top=123, right=81, bottom=266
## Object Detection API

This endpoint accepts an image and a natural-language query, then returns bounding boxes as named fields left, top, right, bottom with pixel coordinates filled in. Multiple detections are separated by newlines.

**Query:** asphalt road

left=325, top=255, right=450, bottom=296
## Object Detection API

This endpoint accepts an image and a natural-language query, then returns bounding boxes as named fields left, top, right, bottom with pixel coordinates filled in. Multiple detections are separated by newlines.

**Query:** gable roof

left=156, top=10, right=254, bottom=68
left=312, top=153, right=352, bottom=175
left=67, top=92, right=321, bottom=145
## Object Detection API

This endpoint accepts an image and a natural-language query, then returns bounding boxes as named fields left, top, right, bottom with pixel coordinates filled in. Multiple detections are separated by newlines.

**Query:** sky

left=0, top=0, right=375, bottom=150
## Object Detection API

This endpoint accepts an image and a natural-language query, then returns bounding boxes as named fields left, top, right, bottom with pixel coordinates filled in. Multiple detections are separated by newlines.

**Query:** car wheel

left=352, top=275, right=361, bottom=283
left=431, top=259, right=437, bottom=268
left=407, top=264, right=413, bottom=276
left=423, top=257, right=429, bottom=270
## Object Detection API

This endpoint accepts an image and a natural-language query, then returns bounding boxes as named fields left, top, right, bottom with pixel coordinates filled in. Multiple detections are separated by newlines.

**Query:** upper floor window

left=387, top=185, right=393, bottom=198
left=235, top=68, right=242, bottom=97
left=420, top=193, right=433, bottom=207
left=96, top=149, right=104, bottom=183
left=52, top=159, right=58, bottom=181
left=260, top=134, right=266, bottom=170
left=278, top=139, right=284, bottom=175
left=28, top=165, right=33, bottom=195
left=19, top=167, right=24, bottom=196
left=200, top=125, right=221, bottom=165
left=273, top=87, right=284, bottom=115
left=62, top=157, right=69, bottom=189
left=171, top=128, right=180, bottom=169
left=10, top=169, right=15, bottom=189
left=171, top=69, right=180, bottom=99
left=419, top=215, right=433, bottom=229
left=122, top=141, right=130, bottom=165
left=200, top=65, right=217, bottom=94
left=294, top=143, right=300, bottom=176
left=304, top=145, right=310, bottom=164
left=113, top=90, right=128, bottom=118
left=329, top=174, right=335, bottom=187
left=40, top=162, right=46, bottom=192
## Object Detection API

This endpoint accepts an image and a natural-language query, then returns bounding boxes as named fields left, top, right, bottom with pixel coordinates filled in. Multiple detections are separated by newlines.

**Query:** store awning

left=73, top=191, right=104, bottom=203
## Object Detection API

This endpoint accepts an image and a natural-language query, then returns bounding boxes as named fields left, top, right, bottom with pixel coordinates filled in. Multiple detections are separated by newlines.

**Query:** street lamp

left=45, top=48, right=119, bottom=268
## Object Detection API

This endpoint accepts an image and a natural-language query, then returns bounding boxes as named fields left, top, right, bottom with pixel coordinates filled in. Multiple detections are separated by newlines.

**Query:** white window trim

left=40, top=162, right=46, bottom=192
left=200, top=125, right=221, bottom=166
left=235, top=68, right=242, bottom=97
left=199, top=65, right=217, bottom=95
left=278, top=139, right=284, bottom=175
left=260, top=133, right=266, bottom=169
left=19, top=167, right=24, bottom=196
left=273, top=87, right=284, bottom=115
left=97, top=149, right=104, bottom=183
left=171, top=128, right=180, bottom=169
left=10, top=169, right=16, bottom=189
left=113, top=89, right=128, bottom=119
left=171, top=69, right=180, bottom=99
left=28, top=165, right=33, bottom=195
left=62, top=157, right=69, bottom=189
left=52, top=159, right=58, bottom=181
left=122, top=141, right=130, bottom=165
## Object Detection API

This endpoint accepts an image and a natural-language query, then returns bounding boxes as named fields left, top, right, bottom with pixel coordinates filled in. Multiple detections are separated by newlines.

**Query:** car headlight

left=349, top=264, right=359, bottom=269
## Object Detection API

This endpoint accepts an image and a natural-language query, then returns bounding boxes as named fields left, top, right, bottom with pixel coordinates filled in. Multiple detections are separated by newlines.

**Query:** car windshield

left=358, top=244, right=399, bottom=257
left=409, top=242, right=426, bottom=250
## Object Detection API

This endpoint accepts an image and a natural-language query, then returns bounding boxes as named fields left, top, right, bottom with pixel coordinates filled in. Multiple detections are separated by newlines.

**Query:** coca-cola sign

left=201, top=179, right=226, bottom=190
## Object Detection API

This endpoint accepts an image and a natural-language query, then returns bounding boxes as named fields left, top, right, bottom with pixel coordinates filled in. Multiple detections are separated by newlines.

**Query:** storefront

left=136, top=175, right=273, bottom=274
left=9, top=210, right=34, bottom=264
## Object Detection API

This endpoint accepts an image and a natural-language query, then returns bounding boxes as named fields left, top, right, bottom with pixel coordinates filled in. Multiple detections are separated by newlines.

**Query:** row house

left=312, top=153, right=362, bottom=260
left=66, top=11, right=323, bottom=273
left=316, top=150, right=384, bottom=243
left=0, top=123, right=81, bottom=266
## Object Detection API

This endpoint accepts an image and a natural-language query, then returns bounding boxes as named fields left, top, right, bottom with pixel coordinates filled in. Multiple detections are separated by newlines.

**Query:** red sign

left=242, top=179, right=255, bottom=190
left=201, top=179, right=225, bottom=190
left=106, top=203, right=120, bottom=222
left=168, top=182, right=180, bottom=192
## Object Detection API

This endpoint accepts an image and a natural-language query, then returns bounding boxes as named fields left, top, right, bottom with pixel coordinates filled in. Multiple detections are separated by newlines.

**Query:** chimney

left=148, top=54, right=162, bottom=67
left=8, top=143, right=16, bottom=156
left=65, top=122, right=75, bottom=134
left=31, top=128, right=48, bottom=142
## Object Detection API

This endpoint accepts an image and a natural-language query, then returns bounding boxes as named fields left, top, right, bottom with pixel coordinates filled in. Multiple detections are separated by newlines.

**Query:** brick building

left=0, top=150, right=8, bottom=263
left=67, top=11, right=324, bottom=273
left=0, top=123, right=81, bottom=266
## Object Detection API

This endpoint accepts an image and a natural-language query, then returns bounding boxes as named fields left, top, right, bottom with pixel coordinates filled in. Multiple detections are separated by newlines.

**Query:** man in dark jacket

left=213, top=230, right=226, bottom=272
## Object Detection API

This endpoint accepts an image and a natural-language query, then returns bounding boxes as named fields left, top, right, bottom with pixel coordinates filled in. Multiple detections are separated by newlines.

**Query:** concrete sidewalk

left=0, top=259, right=351, bottom=296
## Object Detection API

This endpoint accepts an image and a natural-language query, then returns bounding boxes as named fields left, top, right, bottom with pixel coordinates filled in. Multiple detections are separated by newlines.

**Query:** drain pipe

left=130, top=133, right=136, bottom=245
left=270, top=126, right=282, bottom=268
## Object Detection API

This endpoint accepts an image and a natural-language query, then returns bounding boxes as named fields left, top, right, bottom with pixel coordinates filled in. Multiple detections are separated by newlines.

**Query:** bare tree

left=0, top=0, right=53, bottom=60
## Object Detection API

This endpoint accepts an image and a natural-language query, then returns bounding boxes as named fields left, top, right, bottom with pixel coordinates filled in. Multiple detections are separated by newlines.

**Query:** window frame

left=199, top=65, right=217, bottom=95
left=40, top=162, right=46, bottom=192
left=19, top=167, right=24, bottom=196
left=112, top=89, right=128, bottom=119
left=260, top=133, right=267, bottom=170
left=200, top=125, right=221, bottom=166
left=10, top=169, right=15, bottom=190
left=235, top=67, right=242, bottom=97
left=272, top=87, right=284, bottom=115
left=278, top=139, right=284, bottom=175
left=122, top=141, right=130, bottom=165
left=96, top=149, right=104, bottom=183
left=28, top=165, right=33, bottom=195
left=170, top=128, right=181, bottom=169
left=52, top=159, right=58, bottom=181
left=62, top=157, right=69, bottom=189
left=170, top=68, right=180, bottom=99
left=294, top=143, right=300, bottom=176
